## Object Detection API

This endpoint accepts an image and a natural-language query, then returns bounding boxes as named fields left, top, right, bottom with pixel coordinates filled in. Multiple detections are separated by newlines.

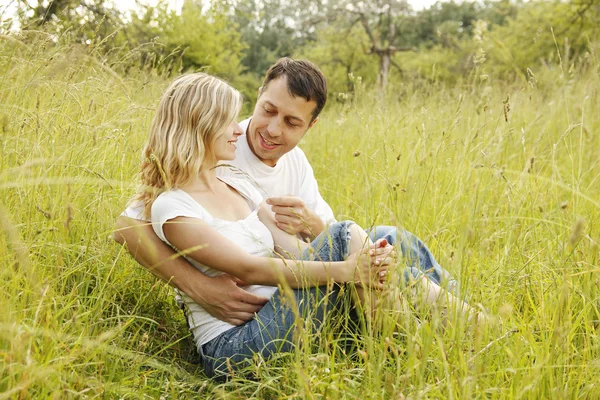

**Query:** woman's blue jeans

left=200, top=222, right=458, bottom=380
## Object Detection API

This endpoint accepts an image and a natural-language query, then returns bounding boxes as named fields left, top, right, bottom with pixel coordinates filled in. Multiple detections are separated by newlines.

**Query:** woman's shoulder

left=219, top=176, right=265, bottom=207
left=151, top=189, right=211, bottom=222
left=153, top=189, right=192, bottom=207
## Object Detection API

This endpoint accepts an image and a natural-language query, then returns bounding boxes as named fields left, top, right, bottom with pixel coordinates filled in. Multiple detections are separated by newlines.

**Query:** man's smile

left=259, top=132, right=280, bottom=149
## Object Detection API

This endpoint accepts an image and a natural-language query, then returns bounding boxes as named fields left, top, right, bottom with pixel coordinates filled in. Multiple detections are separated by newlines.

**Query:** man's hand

left=266, top=196, right=324, bottom=240
left=193, top=274, right=269, bottom=325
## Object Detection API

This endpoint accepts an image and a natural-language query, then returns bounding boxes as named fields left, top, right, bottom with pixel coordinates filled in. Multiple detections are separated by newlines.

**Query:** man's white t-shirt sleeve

left=297, top=153, right=336, bottom=225
left=122, top=202, right=147, bottom=221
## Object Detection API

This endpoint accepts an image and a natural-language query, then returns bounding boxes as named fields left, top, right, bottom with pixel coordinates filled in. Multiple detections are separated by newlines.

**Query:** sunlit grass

left=1, top=33, right=599, bottom=398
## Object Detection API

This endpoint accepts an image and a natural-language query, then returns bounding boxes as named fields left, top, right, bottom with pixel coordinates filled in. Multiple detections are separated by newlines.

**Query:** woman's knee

left=347, top=223, right=370, bottom=253
left=305, top=221, right=356, bottom=262
left=368, top=225, right=398, bottom=245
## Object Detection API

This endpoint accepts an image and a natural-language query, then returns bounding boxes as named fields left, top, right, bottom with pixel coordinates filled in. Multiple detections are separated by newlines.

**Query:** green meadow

left=1, top=35, right=599, bottom=399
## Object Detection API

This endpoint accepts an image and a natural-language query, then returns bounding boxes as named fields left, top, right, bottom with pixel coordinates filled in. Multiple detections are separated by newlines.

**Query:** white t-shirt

left=216, top=118, right=336, bottom=225
left=123, top=118, right=336, bottom=225
left=151, top=176, right=278, bottom=346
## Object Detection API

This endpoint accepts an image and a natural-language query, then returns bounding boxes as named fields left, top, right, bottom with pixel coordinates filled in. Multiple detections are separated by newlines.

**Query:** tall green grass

left=1, top=33, right=599, bottom=398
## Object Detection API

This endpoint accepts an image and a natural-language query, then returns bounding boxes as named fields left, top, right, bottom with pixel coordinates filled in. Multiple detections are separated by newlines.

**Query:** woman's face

left=214, top=120, right=243, bottom=161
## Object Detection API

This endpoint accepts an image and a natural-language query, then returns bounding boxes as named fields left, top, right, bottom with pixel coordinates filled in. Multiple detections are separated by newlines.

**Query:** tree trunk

left=377, top=51, right=391, bottom=92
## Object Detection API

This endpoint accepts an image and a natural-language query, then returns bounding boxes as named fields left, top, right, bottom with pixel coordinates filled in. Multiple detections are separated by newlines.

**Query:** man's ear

left=308, top=117, right=319, bottom=130
left=257, top=86, right=262, bottom=96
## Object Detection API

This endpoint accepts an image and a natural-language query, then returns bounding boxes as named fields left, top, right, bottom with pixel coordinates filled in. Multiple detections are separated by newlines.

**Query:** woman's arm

left=161, top=216, right=389, bottom=288
left=113, top=216, right=268, bottom=325
left=257, top=202, right=310, bottom=259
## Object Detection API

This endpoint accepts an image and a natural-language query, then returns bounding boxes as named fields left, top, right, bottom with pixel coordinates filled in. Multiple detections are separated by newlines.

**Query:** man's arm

left=113, top=216, right=268, bottom=325
left=257, top=202, right=310, bottom=258
left=265, top=149, right=335, bottom=241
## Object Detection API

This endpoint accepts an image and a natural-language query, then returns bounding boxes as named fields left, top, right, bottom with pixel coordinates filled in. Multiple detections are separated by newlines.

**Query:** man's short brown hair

left=261, top=58, right=327, bottom=122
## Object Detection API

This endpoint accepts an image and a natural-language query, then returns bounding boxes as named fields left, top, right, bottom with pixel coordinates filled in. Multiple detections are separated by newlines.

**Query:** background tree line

left=2, top=0, right=599, bottom=104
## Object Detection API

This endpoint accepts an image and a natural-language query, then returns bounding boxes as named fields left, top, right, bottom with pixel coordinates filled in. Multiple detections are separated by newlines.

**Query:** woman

left=135, top=73, right=479, bottom=380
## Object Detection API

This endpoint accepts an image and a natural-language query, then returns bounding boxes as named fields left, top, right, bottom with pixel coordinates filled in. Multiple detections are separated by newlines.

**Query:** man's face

left=247, top=77, right=318, bottom=167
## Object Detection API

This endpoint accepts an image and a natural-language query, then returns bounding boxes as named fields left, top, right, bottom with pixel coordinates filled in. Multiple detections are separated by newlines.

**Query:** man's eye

left=287, top=120, right=299, bottom=127
left=264, top=108, right=275, bottom=114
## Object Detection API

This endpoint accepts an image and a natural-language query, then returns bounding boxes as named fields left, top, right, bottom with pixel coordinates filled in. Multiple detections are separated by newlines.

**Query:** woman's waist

left=178, top=285, right=278, bottom=345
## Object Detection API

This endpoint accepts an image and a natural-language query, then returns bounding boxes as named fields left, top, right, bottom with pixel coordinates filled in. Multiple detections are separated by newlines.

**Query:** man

left=114, top=57, right=456, bottom=326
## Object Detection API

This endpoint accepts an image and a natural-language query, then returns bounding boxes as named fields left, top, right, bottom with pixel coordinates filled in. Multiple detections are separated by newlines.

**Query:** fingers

left=236, top=290, right=269, bottom=307
left=354, top=276, right=386, bottom=291
left=368, top=246, right=396, bottom=266
left=273, top=213, right=298, bottom=225
left=273, top=213, right=303, bottom=234
left=266, top=196, right=304, bottom=207
left=271, top=205, right=302, bottom=217
left=276, top=223, right=300, bottom=235
left=230, top=276, right=249, bottom=287
left=368, top=245, right=394, bottom=257
left=224, top=312, right=257, bottom=326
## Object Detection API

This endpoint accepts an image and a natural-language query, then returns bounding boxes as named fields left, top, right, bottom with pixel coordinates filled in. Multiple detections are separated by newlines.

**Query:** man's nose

left=267, top=118, right=283, bottom=137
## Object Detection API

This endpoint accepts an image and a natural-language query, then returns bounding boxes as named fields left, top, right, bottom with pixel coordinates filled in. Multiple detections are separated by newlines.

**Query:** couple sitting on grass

left=115, top=58, right=485, bottom=381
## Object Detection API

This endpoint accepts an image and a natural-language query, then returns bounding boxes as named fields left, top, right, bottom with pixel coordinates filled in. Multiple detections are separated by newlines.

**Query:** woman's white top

left=151, top=176, right=278, bottom=346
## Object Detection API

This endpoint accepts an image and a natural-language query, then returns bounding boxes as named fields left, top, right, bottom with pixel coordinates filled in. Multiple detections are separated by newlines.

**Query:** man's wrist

left=303, top=212, right=325, bottom=239
left=170, top=264, right=211, bottom=306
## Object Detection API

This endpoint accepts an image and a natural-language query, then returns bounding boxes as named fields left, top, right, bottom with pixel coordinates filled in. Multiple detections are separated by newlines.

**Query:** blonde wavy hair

left=135, top=73, right=243, bottom=218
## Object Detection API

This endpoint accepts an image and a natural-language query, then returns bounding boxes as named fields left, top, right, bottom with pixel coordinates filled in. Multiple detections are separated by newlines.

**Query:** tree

left=298, top=22, right=377, bottom=94
left=350, top=0, right=415, bottom=91
left=159, top=0, right=245, bottom=76
left=231, top=0, right=315, bottom=78
left=484, top=0, right=599, bottom=80
left=306, top=0, right=416, bottom=92
left=15, top=0, right=123, bottom=42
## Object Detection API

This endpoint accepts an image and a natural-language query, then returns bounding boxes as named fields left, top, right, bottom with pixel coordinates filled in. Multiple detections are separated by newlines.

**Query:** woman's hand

left=345, top=239, right=396, bottom=289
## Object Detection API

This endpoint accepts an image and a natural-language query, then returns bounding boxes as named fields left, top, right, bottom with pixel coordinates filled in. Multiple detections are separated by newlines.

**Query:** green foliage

left=158, top=0, right=245, bottom=77
left=385, top=1, right=599, bottom=89
left=484, top=0, right=599, bottom=80
left=1, top=1, right=600, bottom=397
left=13, top=0, right=126, bottom=46
left=1, top=29, right=600, bottom=398
left=6, top=0, right=599, bottom=93
left=298, top=23, right=378, bottom=95
left=405, top=0, right=486, bottom=47
left=232, top=0, right=307, bottom=77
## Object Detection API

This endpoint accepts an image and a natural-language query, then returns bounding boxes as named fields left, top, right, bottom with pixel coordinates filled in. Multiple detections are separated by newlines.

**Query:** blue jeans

left=200, top=221, right=354, bottom=380
left=200, top=222, right=459, bottom=380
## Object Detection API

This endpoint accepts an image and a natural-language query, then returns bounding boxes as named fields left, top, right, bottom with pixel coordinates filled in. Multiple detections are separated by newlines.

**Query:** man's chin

left=255, top=150, right=280, bottom=166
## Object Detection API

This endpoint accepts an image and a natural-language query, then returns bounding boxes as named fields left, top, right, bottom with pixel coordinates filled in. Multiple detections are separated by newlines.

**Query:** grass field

left=1, top=35, right=599, bottom=398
